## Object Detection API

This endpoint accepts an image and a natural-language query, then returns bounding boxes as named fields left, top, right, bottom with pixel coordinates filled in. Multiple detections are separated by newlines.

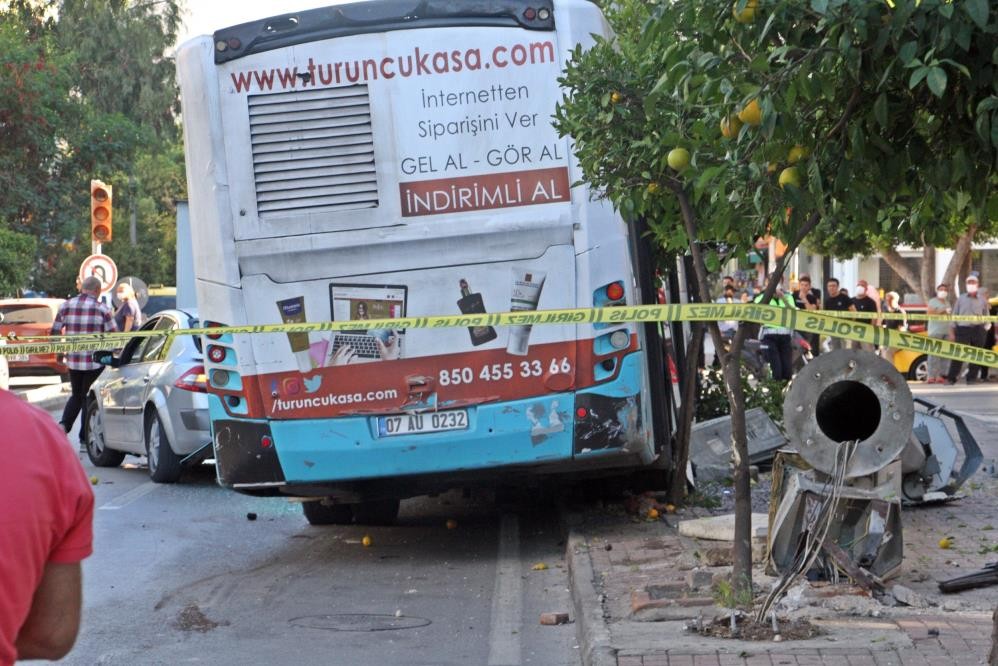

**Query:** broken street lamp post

left=769, top=350, right=912, bottom=587
left=767, top=349, right=984, bottom=594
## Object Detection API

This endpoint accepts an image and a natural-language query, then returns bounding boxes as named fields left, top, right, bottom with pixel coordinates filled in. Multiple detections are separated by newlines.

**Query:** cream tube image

left=507, top=267, right=547, bottom=355
left=276, top=296, right=314, bottom=373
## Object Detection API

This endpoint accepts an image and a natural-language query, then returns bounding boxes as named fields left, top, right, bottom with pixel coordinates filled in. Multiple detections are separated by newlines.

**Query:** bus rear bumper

left=211, top=351, right=653, bottom=490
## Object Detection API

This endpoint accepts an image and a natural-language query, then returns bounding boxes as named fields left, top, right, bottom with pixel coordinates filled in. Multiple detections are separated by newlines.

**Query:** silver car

left=86, top=309, right=211, bottom=483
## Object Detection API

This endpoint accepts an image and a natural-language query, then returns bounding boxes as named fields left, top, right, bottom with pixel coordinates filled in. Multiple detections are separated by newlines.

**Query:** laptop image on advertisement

left=328, top=283, right=408, bottom=361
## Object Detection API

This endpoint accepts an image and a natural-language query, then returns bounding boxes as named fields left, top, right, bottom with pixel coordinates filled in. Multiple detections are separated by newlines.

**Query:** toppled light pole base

left=767, top=350, right=913, bottom=588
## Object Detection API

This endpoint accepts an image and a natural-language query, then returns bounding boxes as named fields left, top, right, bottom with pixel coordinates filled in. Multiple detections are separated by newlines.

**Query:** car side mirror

left=93, top=351, right=119, bottom=367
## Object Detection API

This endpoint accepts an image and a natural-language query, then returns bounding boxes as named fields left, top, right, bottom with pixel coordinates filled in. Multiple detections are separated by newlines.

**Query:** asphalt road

left=28, top=375, right=997, bottom=665
left=46, top=408, right=580, bottom=666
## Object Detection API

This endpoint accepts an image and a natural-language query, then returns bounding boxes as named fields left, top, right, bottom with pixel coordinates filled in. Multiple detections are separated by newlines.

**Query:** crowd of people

left=714, top=271, right=994, bottom=384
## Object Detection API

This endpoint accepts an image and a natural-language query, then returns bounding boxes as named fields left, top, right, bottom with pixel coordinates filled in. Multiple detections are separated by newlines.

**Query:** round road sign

left=79, top=254, right=119, bottom=295
left=112, top=276, right=150, bottom=309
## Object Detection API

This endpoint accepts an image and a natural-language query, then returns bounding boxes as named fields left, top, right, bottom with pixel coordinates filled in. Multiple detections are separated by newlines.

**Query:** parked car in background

left=0, top=298, right=68, bottom=379
left=893, top=335, right=929, bottom=381
left=0, top=334, right=9, bottom=391
left=144, top=285, right=177, bottom=317
left=86, top=308, right=211, bottom=483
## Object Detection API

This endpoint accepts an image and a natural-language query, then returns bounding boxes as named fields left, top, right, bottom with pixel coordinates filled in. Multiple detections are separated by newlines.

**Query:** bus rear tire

left=352, top=499, right=400, bottom=526
left=303, top=500, right=353, bottom=526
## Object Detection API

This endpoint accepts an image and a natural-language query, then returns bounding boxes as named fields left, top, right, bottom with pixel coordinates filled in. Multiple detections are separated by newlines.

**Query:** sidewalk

left=15, top=381, right=70, bottom=411
left=564, top=413, right=998, bottom=666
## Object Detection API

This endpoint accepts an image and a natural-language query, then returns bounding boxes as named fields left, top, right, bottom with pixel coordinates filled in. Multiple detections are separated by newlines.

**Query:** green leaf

left=874, top=93, right=888, bottom=129
left=963, top=0, right=989, bottom=30
left=977, top=97, right=998, bottom=114
left=810, top=0, right=828, bottom=15
left=939, top=2, right=954, bottom=19
left=926, top=67, right=947, bottom=97
left=954, top=23, right=972, bottom=51
left=939, top=58, right=971, bottom=78
left=757, top=11, right=777, bottom=47
left=909, top=66, right=930, bottom=89
left=898, top=41, right=918, bottom=65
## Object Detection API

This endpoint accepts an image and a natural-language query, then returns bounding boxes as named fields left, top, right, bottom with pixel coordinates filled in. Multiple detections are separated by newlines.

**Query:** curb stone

left=566, top=532, right=616, bottom=666
left=557, top=502, right=616, bottom=666
left=16, top=383, right=69, bottom=412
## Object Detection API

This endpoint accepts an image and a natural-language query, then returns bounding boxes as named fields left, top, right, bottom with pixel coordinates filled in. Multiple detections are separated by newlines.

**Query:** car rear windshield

left=145, top=295, right=176, bottom=316
left=0, top=305, right=55, bottom=324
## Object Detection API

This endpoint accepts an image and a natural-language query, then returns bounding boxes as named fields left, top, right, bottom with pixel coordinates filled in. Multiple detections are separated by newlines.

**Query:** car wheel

left=86, top=399, right=126, bottom=468
left=909, top=355, right=928, bottom=382
left=352, top=499, right=400, bottom=526
left=302, top=500, right=353, bottom=526
left=146, top=409, right=182, bottom=484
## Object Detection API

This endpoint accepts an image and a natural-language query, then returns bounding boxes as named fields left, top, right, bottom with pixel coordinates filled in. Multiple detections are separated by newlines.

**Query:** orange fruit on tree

left=667, top=147, right=691, bottom=171
left=778, top=166, right=801, bottom=189
left=738, top=99, right=762, bottom=126
left=787, top=144, right=809, bottom=164
left=733, top=0, right=758, bottom=24
left=720, top=114, right=743, bottom=139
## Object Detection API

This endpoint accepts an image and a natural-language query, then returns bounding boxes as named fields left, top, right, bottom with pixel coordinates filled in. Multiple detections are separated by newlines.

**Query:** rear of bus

left=176, top=0, right=670, bottom=511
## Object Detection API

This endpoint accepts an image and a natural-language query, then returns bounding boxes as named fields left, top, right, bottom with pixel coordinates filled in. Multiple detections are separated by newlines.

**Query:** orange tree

left=554, top=0, right=998, bottom=596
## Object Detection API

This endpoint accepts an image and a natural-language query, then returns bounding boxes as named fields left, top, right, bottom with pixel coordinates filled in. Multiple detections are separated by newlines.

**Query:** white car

left=86, top=309, right=211, bottom=483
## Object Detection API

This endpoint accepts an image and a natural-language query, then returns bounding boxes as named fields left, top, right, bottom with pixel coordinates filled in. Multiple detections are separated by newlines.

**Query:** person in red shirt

left=0, top=390, right=94, bottom=665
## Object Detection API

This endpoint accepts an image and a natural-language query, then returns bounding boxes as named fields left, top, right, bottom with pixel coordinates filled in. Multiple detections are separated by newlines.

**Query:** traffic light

left=91, top=180, right=113, bottom=243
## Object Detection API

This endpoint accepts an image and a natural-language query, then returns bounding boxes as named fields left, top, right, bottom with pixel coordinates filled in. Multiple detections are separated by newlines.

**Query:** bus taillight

left=204, top=321, right=227, bottom=340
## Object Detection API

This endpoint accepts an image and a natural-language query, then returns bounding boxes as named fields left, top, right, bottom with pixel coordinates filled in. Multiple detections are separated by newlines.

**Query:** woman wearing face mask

left=879, top=291, right=907, bottom=364
left=945, top=274, right=989, bottom=384
left=925, top=284, right=952, bottom=383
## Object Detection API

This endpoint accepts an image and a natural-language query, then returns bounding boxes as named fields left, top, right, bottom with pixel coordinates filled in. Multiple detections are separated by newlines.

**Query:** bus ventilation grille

left=248, top=84, right=378, bottom=217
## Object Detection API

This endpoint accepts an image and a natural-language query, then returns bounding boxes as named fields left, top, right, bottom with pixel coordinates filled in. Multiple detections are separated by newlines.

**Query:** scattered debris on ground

left=173, top=604, right=228, bottom=633
left=539, top=611, right=570, bottom=625
left=685, top=612, right=823, bottom=641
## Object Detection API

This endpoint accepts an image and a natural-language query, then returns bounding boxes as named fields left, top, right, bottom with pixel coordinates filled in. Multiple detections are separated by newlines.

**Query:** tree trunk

left=921, top=244, right=935, bottom=300
left=941, top=226, right=976, bottom=290
left=880, top=246, right=925, bottom=302
left=670, top=323, right=705, bottom=504
left=668, top=181, right=754, bottom=595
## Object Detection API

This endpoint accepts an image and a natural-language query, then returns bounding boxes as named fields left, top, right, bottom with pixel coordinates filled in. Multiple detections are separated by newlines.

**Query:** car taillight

left=175, top=366, right=208, bottom=393
left=606, top=281, right=625, bottom=302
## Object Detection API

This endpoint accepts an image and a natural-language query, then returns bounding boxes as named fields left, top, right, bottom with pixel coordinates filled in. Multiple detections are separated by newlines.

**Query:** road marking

left=99, top=481, right=159, bottom=510
left=487, top=513, right=522, bottom=666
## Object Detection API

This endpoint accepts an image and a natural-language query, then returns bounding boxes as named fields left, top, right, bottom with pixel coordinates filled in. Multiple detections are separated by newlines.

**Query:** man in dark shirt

left=823, top=278, right=853, bottom=351
left=793, top=274, right=822, bottom=356
left=850, top=279, right=880, bottom=352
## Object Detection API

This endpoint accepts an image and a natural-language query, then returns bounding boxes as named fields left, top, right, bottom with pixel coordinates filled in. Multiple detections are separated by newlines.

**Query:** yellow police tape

left=2, top=303, right=996, bottom=368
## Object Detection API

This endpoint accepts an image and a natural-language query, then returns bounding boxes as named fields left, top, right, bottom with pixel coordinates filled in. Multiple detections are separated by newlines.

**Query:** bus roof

left=213, top=0, right=556, bottom=65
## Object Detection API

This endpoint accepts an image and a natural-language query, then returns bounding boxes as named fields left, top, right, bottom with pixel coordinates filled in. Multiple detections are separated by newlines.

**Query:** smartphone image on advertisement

left=456, top=279, right=497, bottom=346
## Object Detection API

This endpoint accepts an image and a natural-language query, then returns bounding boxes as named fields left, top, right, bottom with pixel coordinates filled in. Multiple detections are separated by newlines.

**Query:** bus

left=176, top=0, right=671, bottom=524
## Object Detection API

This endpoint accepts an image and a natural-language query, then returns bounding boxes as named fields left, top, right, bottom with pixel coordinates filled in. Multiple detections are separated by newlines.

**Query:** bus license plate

left=378, top=410, right=468, bottom=437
